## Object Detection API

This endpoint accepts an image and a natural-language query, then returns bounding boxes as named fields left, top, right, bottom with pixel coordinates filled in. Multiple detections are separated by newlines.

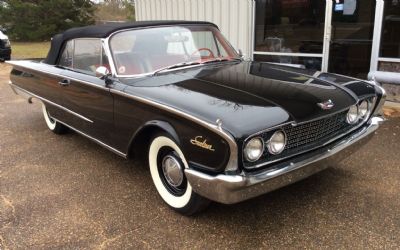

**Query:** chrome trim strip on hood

left=270, top=67, right=359, bottom=101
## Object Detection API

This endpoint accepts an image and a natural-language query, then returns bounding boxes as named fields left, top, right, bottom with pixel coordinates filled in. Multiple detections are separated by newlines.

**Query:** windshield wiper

left=152, top=61, right=201, bottom=76
left=202, top=57, right=242, bottom=64
left=152, top=58, right=242, bottom=76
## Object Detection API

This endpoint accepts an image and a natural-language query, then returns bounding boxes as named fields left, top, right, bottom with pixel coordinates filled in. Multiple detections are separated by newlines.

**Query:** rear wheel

left=148, top=134, right=210, bottom=215
left=42, top=104, right=68, bottom=134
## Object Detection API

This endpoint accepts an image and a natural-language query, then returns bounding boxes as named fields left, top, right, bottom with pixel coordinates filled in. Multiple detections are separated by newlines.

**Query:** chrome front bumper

left=185, top=116, right=384, bottom=204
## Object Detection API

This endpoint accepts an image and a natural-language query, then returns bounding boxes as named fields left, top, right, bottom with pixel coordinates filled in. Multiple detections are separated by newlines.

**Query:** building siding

left=135, top=0, right=254, bottom=57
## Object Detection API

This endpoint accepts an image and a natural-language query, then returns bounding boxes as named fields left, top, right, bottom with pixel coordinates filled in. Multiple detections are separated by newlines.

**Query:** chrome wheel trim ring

left=148, top=136, right=192, bottom=208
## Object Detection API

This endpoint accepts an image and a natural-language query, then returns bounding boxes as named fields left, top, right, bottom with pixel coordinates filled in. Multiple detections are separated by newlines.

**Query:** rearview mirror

left=96, top=66, right=110, bottom=79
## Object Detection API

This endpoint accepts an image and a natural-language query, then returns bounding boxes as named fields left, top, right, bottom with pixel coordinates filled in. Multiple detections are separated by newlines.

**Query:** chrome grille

left=245, top=110, right=353, bottom=168
left=282, top=110, right=349, bottom=151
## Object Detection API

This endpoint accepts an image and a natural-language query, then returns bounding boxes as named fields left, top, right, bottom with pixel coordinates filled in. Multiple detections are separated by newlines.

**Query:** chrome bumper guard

left=185, top=116, right=384, bottom=204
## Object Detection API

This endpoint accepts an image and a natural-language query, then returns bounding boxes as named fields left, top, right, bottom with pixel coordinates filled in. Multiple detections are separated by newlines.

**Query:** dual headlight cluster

left=346, top=98, right=374, bottom=124
left=244, top=98, right=375, bottom=163
left=244, top=130, right=286, bottom=162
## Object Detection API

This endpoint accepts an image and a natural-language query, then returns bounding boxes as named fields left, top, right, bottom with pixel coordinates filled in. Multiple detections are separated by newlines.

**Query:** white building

left=135, top=0, right=400, bottom=101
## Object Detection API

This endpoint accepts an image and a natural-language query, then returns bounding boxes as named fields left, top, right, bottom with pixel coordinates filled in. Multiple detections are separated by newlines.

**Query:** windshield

left=109, top=25, right=240, bottom=76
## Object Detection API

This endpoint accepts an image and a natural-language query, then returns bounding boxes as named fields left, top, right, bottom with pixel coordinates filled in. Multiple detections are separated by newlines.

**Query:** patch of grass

left=11, top=42, right=50, bottom=59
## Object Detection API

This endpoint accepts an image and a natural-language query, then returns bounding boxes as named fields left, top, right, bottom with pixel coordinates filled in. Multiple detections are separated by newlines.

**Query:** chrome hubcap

left=161, top=155, right=184, bottom=187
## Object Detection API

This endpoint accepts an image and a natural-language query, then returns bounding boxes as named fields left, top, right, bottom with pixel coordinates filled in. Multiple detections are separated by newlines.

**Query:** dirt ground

left=1, top=63, right=400, bottom=249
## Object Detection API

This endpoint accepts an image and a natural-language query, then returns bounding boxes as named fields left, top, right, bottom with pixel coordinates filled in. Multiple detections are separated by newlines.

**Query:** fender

left=127, top=120, right=180, bottom=158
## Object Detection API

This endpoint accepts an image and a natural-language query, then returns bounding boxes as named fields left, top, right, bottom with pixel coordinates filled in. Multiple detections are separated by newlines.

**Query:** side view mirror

left=238, top=49, right=245, bottom=59
left=96, top=66, right=110, bottom=79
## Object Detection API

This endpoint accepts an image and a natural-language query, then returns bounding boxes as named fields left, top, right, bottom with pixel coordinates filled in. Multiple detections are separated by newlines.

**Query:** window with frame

left=58, top=38, right=110, bottom=76
left=380, top=0, right=400, bottom=58
left=254, top=0, right=326, bottom=54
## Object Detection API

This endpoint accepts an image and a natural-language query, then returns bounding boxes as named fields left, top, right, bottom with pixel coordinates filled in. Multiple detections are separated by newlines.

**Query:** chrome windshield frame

left=103, top=24, right=241, bottom=79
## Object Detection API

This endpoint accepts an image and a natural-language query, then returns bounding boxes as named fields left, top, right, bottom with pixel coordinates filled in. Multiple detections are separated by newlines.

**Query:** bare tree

left=94, top=0, right=135, bottom=22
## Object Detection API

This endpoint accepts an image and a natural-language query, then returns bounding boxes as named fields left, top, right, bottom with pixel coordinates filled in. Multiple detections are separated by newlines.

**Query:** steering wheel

left=190, top=48, right=215, bottom=59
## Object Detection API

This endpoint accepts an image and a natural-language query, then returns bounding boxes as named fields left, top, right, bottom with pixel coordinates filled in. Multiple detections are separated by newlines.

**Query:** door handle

left=58, top=79, right=70, bottom=86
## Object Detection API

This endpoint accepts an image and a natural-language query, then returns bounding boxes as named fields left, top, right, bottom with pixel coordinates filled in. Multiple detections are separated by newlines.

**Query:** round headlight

left=267, top=130, right=286, bottom=155
left=346, top=105, right=359, bottom=124
left=358, top=100, right=369, bottom=118
left=244, top=137, right=264, bottom=162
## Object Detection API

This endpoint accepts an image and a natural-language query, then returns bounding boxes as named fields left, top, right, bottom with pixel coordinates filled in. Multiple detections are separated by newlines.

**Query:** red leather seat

left=114, top=53, right=146, bottom=75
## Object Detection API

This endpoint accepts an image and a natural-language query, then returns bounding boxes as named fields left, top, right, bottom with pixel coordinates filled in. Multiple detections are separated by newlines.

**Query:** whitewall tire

left=42, top=104, right=68, bottom=134
left=148, top=134, right=210, bottom=215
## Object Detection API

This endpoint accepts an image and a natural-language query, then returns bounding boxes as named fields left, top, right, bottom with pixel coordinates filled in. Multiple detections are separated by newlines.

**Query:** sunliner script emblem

left=317, top=99, right=334, bottom=110
left=190, top=136, right=215, bottom=151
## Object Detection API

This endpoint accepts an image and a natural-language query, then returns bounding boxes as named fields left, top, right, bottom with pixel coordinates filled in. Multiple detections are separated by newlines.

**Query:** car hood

left=120, top=61, right=376, bottom=139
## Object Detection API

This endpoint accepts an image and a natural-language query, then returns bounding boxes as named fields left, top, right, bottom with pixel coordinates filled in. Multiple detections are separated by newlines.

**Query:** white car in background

left=0, top=30, right=11, bottom=61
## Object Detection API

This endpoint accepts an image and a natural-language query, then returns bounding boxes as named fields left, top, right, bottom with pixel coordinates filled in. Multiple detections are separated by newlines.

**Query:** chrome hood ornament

left=317, top=99, right=334, bottom=110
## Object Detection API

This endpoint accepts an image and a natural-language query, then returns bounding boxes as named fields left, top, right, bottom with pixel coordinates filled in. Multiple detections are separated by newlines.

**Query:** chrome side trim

left=185, top=116, right=383, bottom=204
left=9, top=80, right=19, bottom=95
left=10, top=82, right=125, bottom=157
left=110, top=88, right=239, bottom=172
left=7, top=61, right=110, bottom=91
left=9, top=69, right=238, bottom=171
left=52, top=117, right=127, bottom=158
left=9, top=83, right=94, bottom=123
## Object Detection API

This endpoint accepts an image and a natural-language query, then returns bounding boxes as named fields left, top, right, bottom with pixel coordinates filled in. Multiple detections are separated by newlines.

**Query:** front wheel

left=148, top=134, right=210, bottom=215
left=42, top=104, right=68, bottom=134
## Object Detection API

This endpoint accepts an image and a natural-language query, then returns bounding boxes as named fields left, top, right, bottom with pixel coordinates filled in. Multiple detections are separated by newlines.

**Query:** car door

left=10, top=61, right=67, bottom=120
left=57, top=38, right=114, bottom=146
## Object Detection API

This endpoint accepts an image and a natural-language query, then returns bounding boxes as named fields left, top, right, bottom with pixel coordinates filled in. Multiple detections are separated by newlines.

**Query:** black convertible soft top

left=44, top=20, right=217, bottom=65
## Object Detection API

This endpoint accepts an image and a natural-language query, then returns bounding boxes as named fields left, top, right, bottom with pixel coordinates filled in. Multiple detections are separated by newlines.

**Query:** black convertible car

left=8, top=21, right=385, bottom=215
left=0, top=29, right=11, bottom=61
